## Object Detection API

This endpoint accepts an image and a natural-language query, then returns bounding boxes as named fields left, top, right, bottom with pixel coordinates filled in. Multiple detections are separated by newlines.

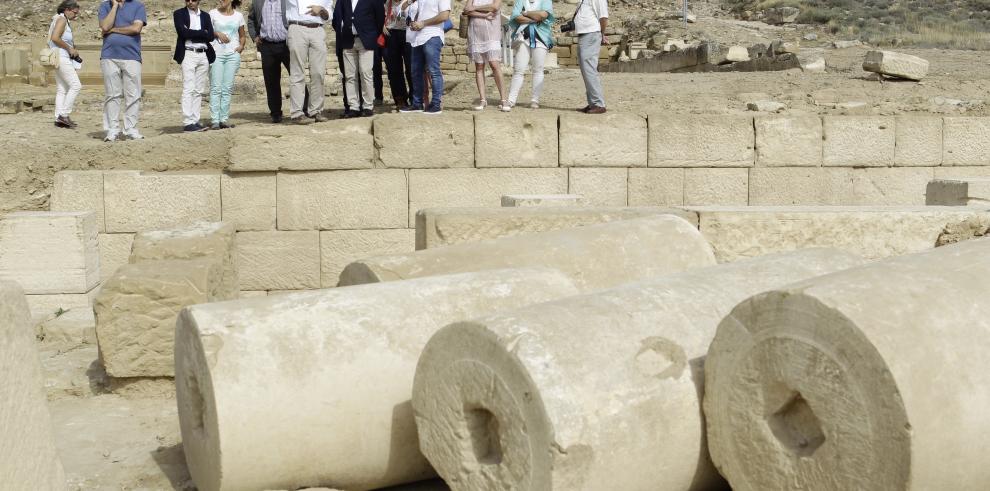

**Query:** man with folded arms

left=98, top=0, right=147, bottom=141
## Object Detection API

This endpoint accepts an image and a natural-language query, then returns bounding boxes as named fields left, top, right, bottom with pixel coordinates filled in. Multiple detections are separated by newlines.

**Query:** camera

left=71, top=54, right=83, bottom=63
left=560, top=20, right=575, bottom=33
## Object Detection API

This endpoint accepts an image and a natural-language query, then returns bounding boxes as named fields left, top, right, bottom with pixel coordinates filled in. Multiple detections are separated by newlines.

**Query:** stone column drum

left=411, top=249, right=864, bottom=491
left=704, top=238, right=990, bottom=491
left=339, top=215, right=717, bottom=292
left=175, top=268, right=582, bottom=491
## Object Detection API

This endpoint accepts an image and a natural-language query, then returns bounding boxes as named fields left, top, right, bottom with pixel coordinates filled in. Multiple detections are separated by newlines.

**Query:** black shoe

left=219, top=122, right=235, bottom=129
left=374, top=98, right=384, bottom=106
left=361, top=109, right=374, bottom=117
left=398, top=104, right=423, bottom=113
left=271, top=114, right=283, bottom=124
left=55, top=116, right=72, bottom=129
left=343, top=110, right=361, bottom=119
left=184, top=123, right=206, bottom=132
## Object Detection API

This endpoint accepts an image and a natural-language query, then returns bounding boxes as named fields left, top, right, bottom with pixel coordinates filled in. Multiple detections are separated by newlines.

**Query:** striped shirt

left=261, top=0, right=288, bottom=41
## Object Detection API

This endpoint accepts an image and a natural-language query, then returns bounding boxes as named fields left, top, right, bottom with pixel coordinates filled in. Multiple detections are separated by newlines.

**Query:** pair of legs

left=54, top=59, right=81, bottom=124
left=101, top=58, right=142, bottom=140
left=180, top=51, right=209, bottom=128
left=506, top=42, right=547, bottom=108
left=210, top=52, right=240, bottom=126
left=473, top=56, right=506, bottom=109
left=259, top=40, right=308, bottom=122
left=342, top=38, right=375, bottom=112
left=384, top=29, right=412, bottom=107
left=577, top=31, right=606, bottom=110
left=287, top=24, right=327, bottom=119
left=409, top=36, right=444, bottom=111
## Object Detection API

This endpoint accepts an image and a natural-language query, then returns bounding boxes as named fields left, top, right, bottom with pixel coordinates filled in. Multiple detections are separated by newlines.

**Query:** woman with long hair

left=209, top=0, right=246, bottom=129
left=48, top=0, right=83, bottom=129
left=464, top=0, right=507, bottom=111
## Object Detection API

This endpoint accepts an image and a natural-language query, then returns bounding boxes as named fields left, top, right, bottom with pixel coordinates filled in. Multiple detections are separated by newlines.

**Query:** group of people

left=46, top=0, right=610, bottom=140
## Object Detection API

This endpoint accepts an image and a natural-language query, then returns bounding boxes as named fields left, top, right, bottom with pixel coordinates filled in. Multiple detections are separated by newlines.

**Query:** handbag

left=458, top=12, right=469, bottom=38
left=39, top=47, right=60, bottom=68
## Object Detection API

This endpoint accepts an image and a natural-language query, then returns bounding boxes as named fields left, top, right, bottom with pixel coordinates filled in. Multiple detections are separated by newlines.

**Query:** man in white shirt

left=400, top=0, right=449, bottom=114
left=573, top=0, right=608, bottom=114
left=285, top=0, right=331, bottom=123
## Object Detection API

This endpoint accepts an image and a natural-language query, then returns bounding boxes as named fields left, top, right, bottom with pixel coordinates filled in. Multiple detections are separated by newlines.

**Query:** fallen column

left=340, top=215, right=716, bottom=291
left=175, top=268, right=581, bottom=491
left=704, top=238, right=990, bottom=491
left=412, top=248, right=864, bottom=491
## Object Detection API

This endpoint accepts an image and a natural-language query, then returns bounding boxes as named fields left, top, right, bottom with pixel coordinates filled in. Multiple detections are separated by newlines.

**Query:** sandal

left=499, top=101, right=512, bottom=112
left=473, top=99, right=487, bottom=111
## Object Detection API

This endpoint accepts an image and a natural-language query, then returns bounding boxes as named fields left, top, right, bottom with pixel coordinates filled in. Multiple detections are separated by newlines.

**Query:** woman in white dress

left=48, top=0, right=83, bottom=129
left=464, top=0, right=507, bottom=110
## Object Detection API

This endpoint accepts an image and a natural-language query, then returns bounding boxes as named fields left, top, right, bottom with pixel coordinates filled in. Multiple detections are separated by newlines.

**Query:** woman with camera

left=464, top=0, right=507, bottom=111
left=48, top=0, right=83, bottom=129
left=504, top=0, right=553, bottom=111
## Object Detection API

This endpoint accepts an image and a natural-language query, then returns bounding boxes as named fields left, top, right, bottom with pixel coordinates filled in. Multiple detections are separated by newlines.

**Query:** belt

left=261, top=38, right=287, bottom=43
left=289, top=20, right=323, bottom=28
left=185, top=46, right=208, bottom=53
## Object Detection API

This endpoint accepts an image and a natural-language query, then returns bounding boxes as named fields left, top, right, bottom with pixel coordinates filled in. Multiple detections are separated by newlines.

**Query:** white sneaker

left=530, top=101, right=540, bottom=109
left=473, top=99, right=488, bottom=111
left=103, top=133, right=119, bottom=142
left=124, top=132, right=145, bottom=141
left=499, top=102, right=512, bottom=112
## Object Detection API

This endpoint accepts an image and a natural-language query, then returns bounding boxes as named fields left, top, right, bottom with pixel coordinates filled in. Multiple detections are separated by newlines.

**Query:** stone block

left=130, top=222, right=239, bottom=298
left=0, top=211, right=100, bottom=294
left=750, top=167, right=932, bottom=205
left=934, top=166, right=990, bottom=179
left=408, top=168, right=567, bottom=226
left=649, top=114, right=755, bottom=167
left=726, top=45, right=750, bottom=62
left=239, top=290, right=268, bottom=298
left=559, top=113, right=648, bottom=167
left=99, top=233, right=134, bottom=281
left=628, top=168, right=685, bottom=206
left=236, top=231, right=320, bottom=290
left=51, top=170, right=105, bottom=231
left=684, top=168, right=749, bottom=205
left=2, top=48, right=29, bottom=76
left=475, top=112, right=558, bottom=167
left=320, top=229, right=415, bottom=287
left=823, top=116, right=895, bottom=167
left=228, top=119, right=375, bottom=171
left=863, top=50, right=929, bottom=81
left=926, top=178, right=990, bottom=206
left=95, top=258, right=227, bottom=377
left=103, top=170, right=222, bottom=233
left=568, top=168, right=628, bottom=206
left=895, top=116, right=942, bottom=166
left=501, top=194, right=586, bottom=207
left=755, top=115, right=823, bottom=167
left=24, top=286, right=100, bottom=323
left=276, top=170, right=408, bottom=230
left=375, top=113, right=474, bottom=168
left=221, top=172, right=276, bottom=231
left=943, top=117, right=990, bottom=166
left=845, top=167, right=933, bottom=205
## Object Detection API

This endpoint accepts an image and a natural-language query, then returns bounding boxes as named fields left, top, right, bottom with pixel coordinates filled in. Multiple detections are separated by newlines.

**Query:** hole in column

left=768, top=391, right=825, bottom=457
left=465, top=406, right=503, bottom=465
left=186, top=374, right=207, bottom=435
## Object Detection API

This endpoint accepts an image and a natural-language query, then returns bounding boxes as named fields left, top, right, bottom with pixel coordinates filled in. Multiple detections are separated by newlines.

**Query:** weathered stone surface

left=238, top=290, right=268, bottom=298
left=943, top=117, right=990, bottom=166
left=568, top=168, right=628, bottom=206
left=559, top=113, right=648, bottom=167
left=704, top=239, right=990, bottom=491
left=824, top=116, right=895, bottom=166
left=895, top=116, right=942, bottom=166
left=228, top=119, right=374, bottom=171
left=104, top=170, right=222, bottom=233
left=688, top=205, right=990, bottom=261
left=176, top=269, right=581, bottom=491
left=475, top=112, right=558, bottom=167
left=130, top=222, right=239, bottom=298
left=414, top=249, right=863, bottom=491
left=416, top=206, right=699, bottom=249
left=863, top=50, right=929, bottom=81
left=375, top=113, right=474, bottom=168
left=0, top=280, right=66, bottom=488
left=649, top=114, right=754, bottom=167
left=236, top=231, right=320, bottom=290
left=345, top=215, right=715, bottom=291
left=750, top=167, right=933, bottom=206
left=51, top=170, right=105, bottom=231
left=321, top=229, right=415, bottom=287
left=95, top=258, right=226, bottom=377
left=99, top=233, right=134, bottom=281
left=755, top=115, right=823, bottom=167
left=0, top=211, right=100, bottom=294
left=726, top=45, right=750, bottom=62
left=277, top=170, right=408, bottom=230
left=221, top=172, right=276, bottom=231
left=926, top=178, right=990, bottom=206
left=500, top=194, right=586, bottom=207
left=628, top=168, right=686, bottom=206
left=25, top=287, right=100, bottom=322
left=684, top=168, right=748, bottom=205
left=746, top=101, right=785, bottom=112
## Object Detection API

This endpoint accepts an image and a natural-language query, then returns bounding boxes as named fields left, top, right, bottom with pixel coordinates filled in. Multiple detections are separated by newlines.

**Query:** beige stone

left=475, top=112, right=559, bottom=167
left=175, top=268, right=581, bottom=491
left=236, top=231, right=320, bottom=290
left=228, top=119, right=375, bottom=171
left=926, top=178, right=990, bottom=206
left=321, top=229, right=415, bottom=287
left=51, top=170, right=105, bottom=231
left=863, top=49, right=929, bottom=81
left=628, top=168, right=686, bottom=206
left=344, top=215, right=715, bottom=291
left=277, top=170, right=408, bottom=230
left=414, top=249, right=864, bottom=491
left=104, top=170, right=221, bottom=233
left=375, top=113, right=474, bottom=168
left=895, top=116, right=942, bottom=166
left=500, top=194, right=586, bottom=207
left=704, top=239, right=990, bottom=491
left=824, top=116, right=895, bottom=167
left=943, top=117, right=990, bottom=166
left=0, top=211, right=100, bottom=294
left=568, top=168, right=628, bottom=206
left=934, top=166, right=990, bottom=179
left=130, top=222, right=239, bottom=298
left=221, top=172, right=276, bottom=231
left=559, top=113, right=648, bottom=167
left=238, top=290, right=268, bottom=298
left=25, top=287, right=100, bottom=322
left=684, top=168, right=749, bottom=205
left=99, top=233, right=134, bottom=281
left=0, top=280, right=66, bottom=489
left=649, top=114, right=754, bottom=167
left=755, top=115, right=823, bottom=167
left=726, top=45, right=750, bottom=61
left=750, top=167, right=933, bottom=206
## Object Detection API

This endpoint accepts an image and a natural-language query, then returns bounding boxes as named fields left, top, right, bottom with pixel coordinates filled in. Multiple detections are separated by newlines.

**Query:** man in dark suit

left=333, top=0, right=385, bottom=117
left=173, top=0, right=216, bottom=132
left=247, top=0, right=308, bottom=123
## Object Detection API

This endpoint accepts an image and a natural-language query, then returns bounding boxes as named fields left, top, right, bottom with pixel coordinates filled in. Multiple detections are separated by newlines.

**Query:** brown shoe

left=577, top=105, right=591, bottom=113
left=586, top=105, right=607, bottom=114
left=313, top=113, right=329, bottom=123
left=290, top=115, right=313, bottom=125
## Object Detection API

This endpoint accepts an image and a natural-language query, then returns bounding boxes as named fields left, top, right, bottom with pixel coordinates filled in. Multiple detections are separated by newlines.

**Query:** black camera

left=560, top=20, right=575, bottom=33
left=71, top=54, right=83, bottom=63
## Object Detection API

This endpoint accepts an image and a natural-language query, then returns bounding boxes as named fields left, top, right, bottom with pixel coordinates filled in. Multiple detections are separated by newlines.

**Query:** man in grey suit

left=248, top=0, right=308, bottom=123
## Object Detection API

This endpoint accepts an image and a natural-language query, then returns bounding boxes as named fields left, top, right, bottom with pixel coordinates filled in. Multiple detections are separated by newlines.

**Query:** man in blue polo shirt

left=99, top=0, right=147, bottom=141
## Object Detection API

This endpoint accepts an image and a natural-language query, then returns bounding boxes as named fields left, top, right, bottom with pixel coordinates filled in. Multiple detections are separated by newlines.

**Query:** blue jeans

left=410, top=36, right=443, bottom=110
left=210, top=51, right=240, bottom=124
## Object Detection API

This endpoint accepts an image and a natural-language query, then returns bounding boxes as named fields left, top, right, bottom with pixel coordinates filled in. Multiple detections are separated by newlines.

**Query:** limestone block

left=238, top=290, right=268, bottom=298
left=926, top=178, right=990, bottom=206
left=568, top=168, right=628, bottom=206
left=414, top=249, right=864, bottom=491
left=130, top=222, right=239, bottom=298
left=943, top=117, right=990, bottom=166
left=277, top=170, right=408, bottom=230
left=344, top=215, right=715, bottom=291
left=845, top=167, right=933, bottom=205
left=559, top=113, right=648, bottom=167
left=236, top=231, right=320, bottom=290
left=375, top=113, right=474, bottom=168
left=704, top=239, right=990, bottom=491
left=628, top=168, right=686, bottom=206
left=51, top=170, right=105, bottom=231
left=475, top=112, right=559, bottom=168
left=688, top=205, right=990, bottom=261
left=95, top=258, right=226, bottom=377
left=863, top=49, right=929, bottom=81
left=0, top=211, right=100, bottom=294
left=500, top=194, right=586, bottom=207
left=726, top=45, right=750, bottom=62
left=755, top=115, right=823, bottom=167
left=221, top=172, right=276, bottom=231
left=228, top=119, right=374, bottom=171
left=750, top=167, right=933, bottom=206
left=684, top=168, right=748, bottom=205
left=823, top=116, right=895, bottom=167
left=320, top=229, right=415, bottom=287
left=25, top=287, right=100, bottom=322
left=649, top=114, right=755, bottom=167
left=104, top=170, right=222, bottom=233
left=0, top=281, right=66, bottom=488
left=176, top=268, right=581, bottom=491
left=408, top=168, right=567, bottom=226
left=99, top=233, right=134, bottom=281
left=895, top=116, right=942, bottom=166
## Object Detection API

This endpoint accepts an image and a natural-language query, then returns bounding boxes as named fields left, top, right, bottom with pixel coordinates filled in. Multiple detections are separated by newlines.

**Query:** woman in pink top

left=464, top=0, right=507, bottom=111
